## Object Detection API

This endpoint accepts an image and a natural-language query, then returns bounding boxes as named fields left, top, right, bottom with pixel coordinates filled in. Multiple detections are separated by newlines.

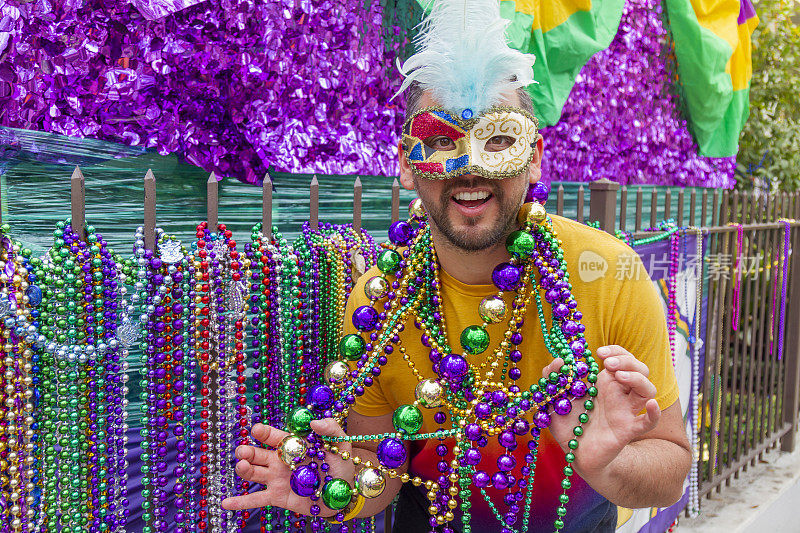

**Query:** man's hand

left=221, top=419, right=355, bottom=516
left=542, top=345, right=661, bottom=479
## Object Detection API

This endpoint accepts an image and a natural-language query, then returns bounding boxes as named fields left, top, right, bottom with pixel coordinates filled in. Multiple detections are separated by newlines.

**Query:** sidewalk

left=678, top=437, right=800, bottom=533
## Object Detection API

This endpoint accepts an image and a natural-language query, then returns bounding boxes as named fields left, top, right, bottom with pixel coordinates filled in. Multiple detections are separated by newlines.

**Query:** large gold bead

left=364, top=276, right=389, bottom=300
left=356, top=467, right=386, bottom=499
left=414, top=379, right=444, bottom=409
left=409, top=198, right=426, bottom=218
left=324, top=361, right=350, bottom=386
left=277, top=435, right=308, bottom=467
left=518, top=201, right=547, bottom=225
left=478, top=296, right=507, bottom=324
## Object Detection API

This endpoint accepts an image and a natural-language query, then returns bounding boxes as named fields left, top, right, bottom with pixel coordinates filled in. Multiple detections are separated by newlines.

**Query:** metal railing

left=21, top=167, right=800, bottom=530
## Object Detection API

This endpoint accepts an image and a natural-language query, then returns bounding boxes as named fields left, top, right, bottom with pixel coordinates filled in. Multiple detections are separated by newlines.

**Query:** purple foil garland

left=0, top=0, right=734, bottom=187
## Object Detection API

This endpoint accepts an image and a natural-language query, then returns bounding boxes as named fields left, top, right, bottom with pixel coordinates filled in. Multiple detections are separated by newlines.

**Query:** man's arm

left=346, top=410, right=408, bottom=518
left=543, top=345, right=692, bottom=509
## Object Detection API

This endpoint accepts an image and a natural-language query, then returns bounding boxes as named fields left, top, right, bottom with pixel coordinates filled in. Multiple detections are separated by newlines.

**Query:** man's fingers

left=631, top=399, right=661, bottom=436
left=234, top=459, right=271, bottom=485
left=310, top=418, right=351, bottom=453
left=222, top=488, right=277, bottom=511
left=602, top=353, right=650, bottom=378
left=542, top=358, right=565, bottom=378
left=251, top=423, right=290, bottom=448
left=310, top=418, right=346, bottom=438
left=615, top=370, right=657, bottom=400
left=235, top=444, right=273, bottom=466
left=595, top=345, right=630, bottom=358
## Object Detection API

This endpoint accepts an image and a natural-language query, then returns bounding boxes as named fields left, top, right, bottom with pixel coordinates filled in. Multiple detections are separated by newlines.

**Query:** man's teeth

left=454, top=191, right=490, bottom=201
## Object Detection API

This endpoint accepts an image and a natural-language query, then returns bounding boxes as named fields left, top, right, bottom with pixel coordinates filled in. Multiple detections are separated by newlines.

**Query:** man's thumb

left=310, top=418, right=346, bottom=438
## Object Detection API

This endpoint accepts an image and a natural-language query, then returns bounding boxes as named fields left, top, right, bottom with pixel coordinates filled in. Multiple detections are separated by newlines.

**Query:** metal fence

left=40, top=168, right=800, bottom=528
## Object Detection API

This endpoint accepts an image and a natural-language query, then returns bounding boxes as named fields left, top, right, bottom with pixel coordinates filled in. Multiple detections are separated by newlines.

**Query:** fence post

left=588, top=178, right=620, bottom=234
left=310, top=175, right=319, bottom=228
left=353, top=176, right=362, bottom=234
left=71, top=166, right=86, bottom=241
left=781, top=223, right=800, bottom=451
left=391, top=178, right=400, bottom=224
left=144, top=169, right=156, bottom=252
left=207, top=172, right=218, bottom=229
left=262, top=172, right=273, bottom=241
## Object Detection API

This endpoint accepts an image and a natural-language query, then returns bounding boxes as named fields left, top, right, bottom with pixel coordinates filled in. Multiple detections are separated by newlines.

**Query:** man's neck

left=430, top=227, right=512, bottom=286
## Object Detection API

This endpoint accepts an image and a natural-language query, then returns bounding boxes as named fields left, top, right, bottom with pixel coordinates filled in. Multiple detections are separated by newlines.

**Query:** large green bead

left=392, top=404, right=423, bottom=435
left=376, top=250, right=401, bottom=274
left=321, top=478, right=353, bottom=510
left=460, top=325, right=490, bottom=355
left=338, top=334, right=366, bottom=361
left=506, top=230, right=536, bottom=258
left=286, top=406, right=314, bottom=436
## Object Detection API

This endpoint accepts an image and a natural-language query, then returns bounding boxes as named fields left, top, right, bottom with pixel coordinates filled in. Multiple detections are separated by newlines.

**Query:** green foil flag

left=500, top=0, right=626, bottom=127
left=663, top=0, right=758, bottom=157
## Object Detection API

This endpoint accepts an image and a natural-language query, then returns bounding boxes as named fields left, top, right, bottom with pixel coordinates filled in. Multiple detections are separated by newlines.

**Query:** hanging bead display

left=0, top=198, right=762, bottom=531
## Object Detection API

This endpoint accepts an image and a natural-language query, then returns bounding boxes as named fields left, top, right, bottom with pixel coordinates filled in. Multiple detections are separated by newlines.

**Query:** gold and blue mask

left=402, top=106, right=540, bottom=180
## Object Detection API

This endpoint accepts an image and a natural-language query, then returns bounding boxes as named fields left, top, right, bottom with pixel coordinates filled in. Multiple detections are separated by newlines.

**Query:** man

left=223, top=1, right=691, bottom=529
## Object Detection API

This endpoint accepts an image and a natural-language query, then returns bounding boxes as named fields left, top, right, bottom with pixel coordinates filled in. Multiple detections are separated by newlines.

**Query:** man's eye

left=485, top=135, right=515, bottom=152
left=424, top=136, right=456, bottom=151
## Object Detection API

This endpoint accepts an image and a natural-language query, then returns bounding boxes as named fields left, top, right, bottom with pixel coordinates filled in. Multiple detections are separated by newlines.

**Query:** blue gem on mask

left=445, top=154, right=469, bottom=173
left=408, top=143, right=424, bottom=161
left=461, top=108, right=473, bottom=120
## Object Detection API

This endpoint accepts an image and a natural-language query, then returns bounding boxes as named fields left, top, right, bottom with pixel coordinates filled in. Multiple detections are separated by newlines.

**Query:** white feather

left=394, top=0, right=536, bottom=114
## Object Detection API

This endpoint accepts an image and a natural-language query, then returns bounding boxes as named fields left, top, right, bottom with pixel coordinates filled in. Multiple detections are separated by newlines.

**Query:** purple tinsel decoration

left=0, top=0, right=402, bottom=182
left=540, top=0, right=735, bottom=188
left=0, top=0, right=734, bottom=186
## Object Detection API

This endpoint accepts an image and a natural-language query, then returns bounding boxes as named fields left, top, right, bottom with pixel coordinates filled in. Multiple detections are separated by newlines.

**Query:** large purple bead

left=497, top=454, right=516, bottom=472
left=554, top=398, right=572, bottom=416
left=498, top=430, right=516, bottom=448
left=571, top=339, right=587, bottom=356
left=465, top=423, right=482, bottom=440
left=440, top=353, right=468, bottom=380
left=377, top=438, right=407, bottom=468
left=352, top=305, right=379, bottom=332
left=473, top=470, right=490, bottom=488
left=533, top=410, right=551, bottom=429
left=474, top=402, right=492, bottom=419
left=492, top=472, right=510, bottom=490
left=576, top=361, right=590, bottom=377
left=525, top=182, right=549, bottom=204
left=388, top=221, right=413, bottom=246
left=289, top=465, right=320, bottom=498
left=570, top=380, right=588, bottom=398
left=562, top=320, right=579, bottom=336
left=464, top=448, right=482, bottom=465
left=553, top=303, right=570, bottom=318
left=492, top=263, right=523, bottom=292
left=308, top=385, right=334, bottom=410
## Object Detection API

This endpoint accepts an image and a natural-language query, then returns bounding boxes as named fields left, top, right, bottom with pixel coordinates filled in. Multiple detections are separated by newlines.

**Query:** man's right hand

left=221, top=419, right=355, bottom=516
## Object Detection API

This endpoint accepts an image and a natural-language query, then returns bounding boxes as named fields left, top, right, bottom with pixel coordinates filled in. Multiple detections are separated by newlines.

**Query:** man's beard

left=421, top=177, right=522, bottom=252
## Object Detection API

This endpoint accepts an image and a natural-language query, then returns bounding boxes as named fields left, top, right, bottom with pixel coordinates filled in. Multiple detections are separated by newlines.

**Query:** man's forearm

left=578, top=439, right=691, bottom=509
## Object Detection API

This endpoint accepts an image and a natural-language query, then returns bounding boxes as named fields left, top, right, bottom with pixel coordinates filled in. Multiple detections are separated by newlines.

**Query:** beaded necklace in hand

left=279, top=187, right=600, bottom=533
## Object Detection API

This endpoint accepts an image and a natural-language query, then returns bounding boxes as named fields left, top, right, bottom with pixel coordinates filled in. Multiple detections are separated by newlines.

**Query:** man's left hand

left=541, top=344, right=661, bottom=479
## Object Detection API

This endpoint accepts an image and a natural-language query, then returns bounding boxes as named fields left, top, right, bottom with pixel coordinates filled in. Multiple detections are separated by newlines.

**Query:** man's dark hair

left=402, top=80, right=536, bottom=124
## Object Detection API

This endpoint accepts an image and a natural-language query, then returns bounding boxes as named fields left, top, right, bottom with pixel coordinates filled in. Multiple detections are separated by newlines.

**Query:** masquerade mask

left=402, top=106, right=540, bottom=180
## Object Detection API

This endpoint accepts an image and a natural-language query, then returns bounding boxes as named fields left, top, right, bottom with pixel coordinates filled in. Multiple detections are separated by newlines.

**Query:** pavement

left=678, top=436, right=800, bottom=533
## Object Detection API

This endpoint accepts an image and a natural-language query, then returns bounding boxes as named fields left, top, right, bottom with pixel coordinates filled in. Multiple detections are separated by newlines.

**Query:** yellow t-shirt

left=343, top=215, right=679, bottom=532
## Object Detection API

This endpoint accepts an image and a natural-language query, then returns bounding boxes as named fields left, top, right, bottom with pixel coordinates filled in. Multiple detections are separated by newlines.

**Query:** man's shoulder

left=550, top=214, right=637, bottom=262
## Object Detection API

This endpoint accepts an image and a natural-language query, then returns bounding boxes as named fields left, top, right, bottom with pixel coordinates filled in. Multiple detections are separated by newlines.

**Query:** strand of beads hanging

left=309, top=186, right=594, bottom=533
left=0, top=227, right=42, bottom=531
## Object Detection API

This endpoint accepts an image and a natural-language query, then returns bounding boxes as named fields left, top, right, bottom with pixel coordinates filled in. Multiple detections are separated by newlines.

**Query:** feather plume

left=394, top=0, right=536, bottom=115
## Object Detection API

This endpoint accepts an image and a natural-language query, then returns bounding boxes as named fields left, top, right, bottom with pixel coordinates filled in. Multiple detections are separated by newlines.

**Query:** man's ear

left=397, top=140, right=416, bottom=191
left=528, top=135, right=544, bottom=185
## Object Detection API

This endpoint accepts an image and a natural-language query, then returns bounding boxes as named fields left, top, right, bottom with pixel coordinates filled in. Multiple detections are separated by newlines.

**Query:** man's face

left=398, top=90, right=543, bottom=252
